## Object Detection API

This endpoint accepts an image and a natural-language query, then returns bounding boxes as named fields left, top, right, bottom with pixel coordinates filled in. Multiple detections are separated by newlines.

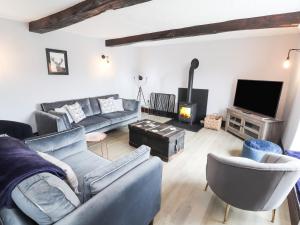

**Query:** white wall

left=282, top=51, right=300, bottom=151
left=1, top=16, right=299, bottom=139
left=0, top=18, right=139, bottom=131
left=137, top=35, right=300, bottom=119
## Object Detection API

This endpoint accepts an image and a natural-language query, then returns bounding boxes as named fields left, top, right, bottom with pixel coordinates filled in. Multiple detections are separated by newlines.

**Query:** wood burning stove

left=178, top=103, right=197, bottom=124
left=178, top=58, right=199, bottom=125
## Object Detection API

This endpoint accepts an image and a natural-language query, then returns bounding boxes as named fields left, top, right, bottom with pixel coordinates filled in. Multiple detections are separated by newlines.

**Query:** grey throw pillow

left=12, top=173, right=80, bottom=225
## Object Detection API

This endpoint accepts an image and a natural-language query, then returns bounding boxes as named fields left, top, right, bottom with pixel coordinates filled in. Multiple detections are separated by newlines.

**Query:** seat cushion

left=101, top=111, right=138, bottom=124
left=77, top=116, right=111, bottom=133
left=11, top=173, right=80, bottom=225
left=62, top=151, right=110, bottom=201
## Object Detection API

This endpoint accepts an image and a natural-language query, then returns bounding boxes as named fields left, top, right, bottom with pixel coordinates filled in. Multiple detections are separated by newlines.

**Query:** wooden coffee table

left=128, top=120, right=185, bottom=162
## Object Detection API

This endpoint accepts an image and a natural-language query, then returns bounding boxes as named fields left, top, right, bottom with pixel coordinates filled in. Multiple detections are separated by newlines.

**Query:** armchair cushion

left=12, top=173, right=80, bottom=225
left=82, top=145, right=151, bottom=202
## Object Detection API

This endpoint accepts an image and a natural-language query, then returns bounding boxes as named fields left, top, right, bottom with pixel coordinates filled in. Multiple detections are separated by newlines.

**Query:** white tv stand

left=225, top=107, right=283, bottom=143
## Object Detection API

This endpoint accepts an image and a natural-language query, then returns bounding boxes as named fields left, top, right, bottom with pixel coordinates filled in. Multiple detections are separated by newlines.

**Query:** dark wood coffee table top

left=129, top=119, right=184, bottom=138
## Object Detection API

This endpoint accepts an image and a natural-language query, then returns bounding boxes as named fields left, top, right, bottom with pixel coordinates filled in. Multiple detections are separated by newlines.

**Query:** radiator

left=149, top=93, right=176, bottom=117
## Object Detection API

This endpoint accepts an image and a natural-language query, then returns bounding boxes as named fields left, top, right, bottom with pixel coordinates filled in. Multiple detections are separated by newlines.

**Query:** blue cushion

left=11, top=173, right=80, bottom=225
left=242, top=139, right=282, bottom=161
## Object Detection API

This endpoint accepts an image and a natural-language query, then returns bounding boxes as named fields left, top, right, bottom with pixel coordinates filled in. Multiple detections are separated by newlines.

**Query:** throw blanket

left=286, top=150, right=300, bottom=201
left=0, top=137, right=66, bottom=208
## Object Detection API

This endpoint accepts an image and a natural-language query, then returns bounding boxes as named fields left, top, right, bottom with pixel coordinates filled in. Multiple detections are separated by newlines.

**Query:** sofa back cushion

left=89, top=94, right=119, bottom=115
left=82, top=145, right=150, bottom=201
left=12, top=173, right=80, bottom=225
left=41, top=98, right=93, bottom=117
left=25, top=126, right=87, bottom=161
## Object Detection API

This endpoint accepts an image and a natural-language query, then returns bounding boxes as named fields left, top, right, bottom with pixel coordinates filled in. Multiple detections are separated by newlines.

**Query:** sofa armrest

left=35, top=110, right=68, bottom=135
left=48, top=110, right=72, bottom=130
left=54, top=157, right=162, bottom=225
left=122, top=99, right=141, bottom=112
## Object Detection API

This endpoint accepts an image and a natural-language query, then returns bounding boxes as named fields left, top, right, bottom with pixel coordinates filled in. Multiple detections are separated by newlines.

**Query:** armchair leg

left=204, top=182, right=209, bottom=191
left=223, top=204, right=230, bottom=224
left=271, top=209, right=276, bottom=223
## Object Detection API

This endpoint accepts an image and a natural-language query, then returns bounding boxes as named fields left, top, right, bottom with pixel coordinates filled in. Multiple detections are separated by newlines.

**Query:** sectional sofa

left=35, top=94, right=140, bottom=135
left=0, top=126, right=162, bottom=225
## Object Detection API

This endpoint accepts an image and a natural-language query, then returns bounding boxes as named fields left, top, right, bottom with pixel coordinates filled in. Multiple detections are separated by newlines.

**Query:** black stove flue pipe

left=187, top=58, right=199, bottom=103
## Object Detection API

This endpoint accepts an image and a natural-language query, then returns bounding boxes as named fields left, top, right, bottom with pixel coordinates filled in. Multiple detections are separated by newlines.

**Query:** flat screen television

left=233, top=80, right=283, bottom=118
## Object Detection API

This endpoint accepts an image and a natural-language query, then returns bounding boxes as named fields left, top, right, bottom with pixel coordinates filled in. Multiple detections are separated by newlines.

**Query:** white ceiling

left=0, top=0, right=300, bottom=44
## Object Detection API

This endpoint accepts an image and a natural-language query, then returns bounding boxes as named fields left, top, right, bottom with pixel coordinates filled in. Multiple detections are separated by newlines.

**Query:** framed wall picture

left=46, top=48, right=69, bottom=75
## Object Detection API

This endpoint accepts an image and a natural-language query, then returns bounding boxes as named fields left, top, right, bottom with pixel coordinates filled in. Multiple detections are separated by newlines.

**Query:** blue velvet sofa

left=0, top=126, right=162, bottom=225
left=35, top=94, right=140, bottom=135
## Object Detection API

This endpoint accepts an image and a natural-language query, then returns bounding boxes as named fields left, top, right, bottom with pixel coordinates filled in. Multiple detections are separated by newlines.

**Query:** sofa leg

left=149, top=220, right=154, bottom=225
left=271, top=209, right=276, bottom=223
left=223, top=204, right=230, bottom=224
left=204, top=182, right=209, bottom=191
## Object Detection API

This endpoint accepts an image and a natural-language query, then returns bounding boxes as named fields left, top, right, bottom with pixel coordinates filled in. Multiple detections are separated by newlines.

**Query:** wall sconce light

left=283, top=49, right=300, bottom=69
left=101, top=55, right=110, bottom=64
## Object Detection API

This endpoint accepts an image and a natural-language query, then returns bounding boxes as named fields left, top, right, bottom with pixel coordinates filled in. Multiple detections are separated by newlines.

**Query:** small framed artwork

left=46, top=48, right=69, bottom=75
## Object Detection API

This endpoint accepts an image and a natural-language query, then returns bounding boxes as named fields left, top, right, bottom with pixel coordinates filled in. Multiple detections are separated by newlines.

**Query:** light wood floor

left=89, top=114, right=291, bottom=225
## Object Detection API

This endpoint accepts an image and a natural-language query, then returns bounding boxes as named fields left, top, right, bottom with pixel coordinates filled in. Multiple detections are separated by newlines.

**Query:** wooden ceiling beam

left=105, top=11, right=300, bottom=47
left=29, top=0, right=152, bottom=33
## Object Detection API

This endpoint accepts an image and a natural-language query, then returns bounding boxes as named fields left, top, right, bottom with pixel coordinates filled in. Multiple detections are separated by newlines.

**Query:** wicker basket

left=204, top=114, right=223, bottom=131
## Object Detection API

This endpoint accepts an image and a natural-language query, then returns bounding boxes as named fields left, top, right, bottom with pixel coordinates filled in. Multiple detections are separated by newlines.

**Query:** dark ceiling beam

left=105, top=11, right=300, bottom=47
left=29, top=0, right=152, bottom=33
